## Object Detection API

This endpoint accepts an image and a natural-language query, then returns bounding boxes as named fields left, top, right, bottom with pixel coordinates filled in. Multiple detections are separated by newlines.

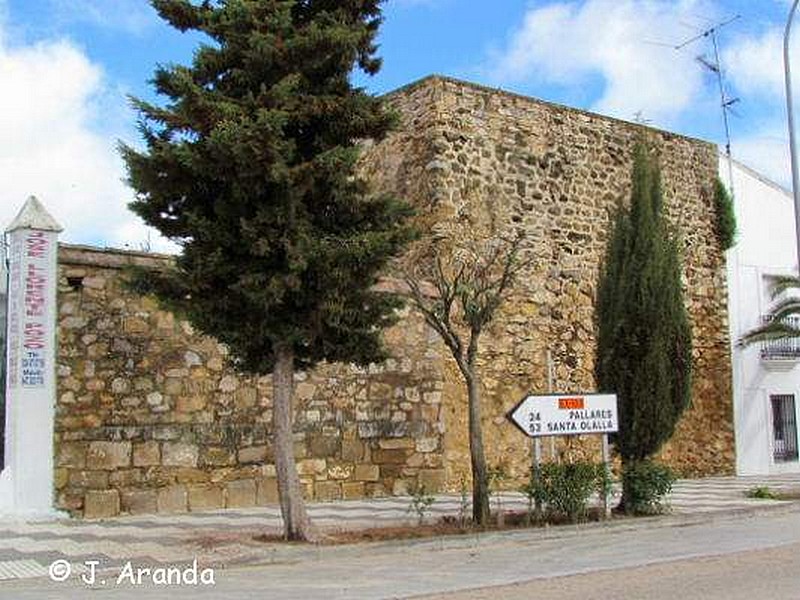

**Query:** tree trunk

left=272, top=341, right=316, bottom=541
left=466, top=369, right=490, bottom=526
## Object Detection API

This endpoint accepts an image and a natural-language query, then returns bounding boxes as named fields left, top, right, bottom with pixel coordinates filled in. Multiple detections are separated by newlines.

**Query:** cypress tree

left=120, top=0, right=415, bottom=540
left=595, top=144, right=692, bottom=507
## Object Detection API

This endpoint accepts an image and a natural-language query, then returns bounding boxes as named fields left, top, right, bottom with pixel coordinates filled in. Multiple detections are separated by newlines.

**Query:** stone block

left=378, top=438, right=415, bottom=450
left=373, top=448, right=409, bottom=465
left=188, top=485, right=224, bottom=511
left=418, top=469, right=447, bottom=492
left=341, top=439, right=364, bottom=462
left=327, top=464, right=353, bottom=480
left=176, top=395, right=206, bottom=413
left=54, top=468, right=69, bottom=490
left=84, top=490, right=120, bottom=519
left=314, top=481, right=341, bottom=501
left=109, top=469, right=144, bottom=488
left=133, top=441, right=160, bottom=467
left=354, top=464, right=380, bottom=482
left=234, top=387, right=257, bottom=410
left=121, top=490, right=158, bottom=515
left=170, top=467, right=207, bottom=484
left=342, top=482, right=365, bottom=500
left=143, top=467, right=175, bottom=487
left=364, top=482, right=387, bottom=497
left=162, top=442, right=199, bottom=467
left=297, top=458, right=327, bottom=476
left=256, top=478, right=279, bottom=505
left=392, top=479, right=411, bottom=495
left=226, top=479, right=257, bottom=508
left=415, top=437, right=439, bottom=453
left=86, top=441, right=132, bottom=470
left=202, top=446, right=235, bottom=467
left=68, top=470, right=109, bottom=489
left=57, top=442, right=87, bottom=468
left=308, top=433, right=340, bottom=458
left=57, top=491, right=84, bottom=512
left=157, top=485, right=188, bottom=514
left=238, top=445, right=268, bottom=464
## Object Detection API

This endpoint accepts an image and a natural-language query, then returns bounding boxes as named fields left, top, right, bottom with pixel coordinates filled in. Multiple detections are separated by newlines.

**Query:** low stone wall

left=54, top=245, right=446, bottom=517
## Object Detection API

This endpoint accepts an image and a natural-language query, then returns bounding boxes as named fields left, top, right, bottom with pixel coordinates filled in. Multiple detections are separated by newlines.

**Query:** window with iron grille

left=770, top=394, right=799, bottom=462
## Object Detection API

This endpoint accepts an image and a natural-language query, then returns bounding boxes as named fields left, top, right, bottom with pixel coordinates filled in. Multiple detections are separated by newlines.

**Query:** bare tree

left=404, top=233, right=527, bottom=525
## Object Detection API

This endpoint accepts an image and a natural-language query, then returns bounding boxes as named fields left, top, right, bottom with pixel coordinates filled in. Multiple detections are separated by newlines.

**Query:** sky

left=0, top=0, right=796, bottom=251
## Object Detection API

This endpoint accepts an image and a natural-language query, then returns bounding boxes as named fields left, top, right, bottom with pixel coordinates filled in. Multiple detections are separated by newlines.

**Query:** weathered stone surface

left=238, top=445, right=268, bottom=464
left=57, top=442, right=87, bottom=468
left=133, top=441, right=160, bottom=467
left=202, top=446, right=236, bottom=467
left=84, top=490, right=120, bottom=519
left=68, top=470, right=109, bottom=489
left=373, top=449, right=410, bottom=465
left=162, top=443, right=199, bottom=467
left=256, top=478, right=279, bottom=505
left=86, top=442, right=131, bottom=470
left=342, top=482, right=365, bottom=499
left=188, top=485, right=224, bottom=511
left=418, top=469, right=447, bottom=492
left=354, top=464, right=380, bottom=482
left=157, top=485, right=188, bottom=513
left=297, top=458, right=327, bottom=476
left=314, top=481, right=341, bottom=501
left=54, top=468, right=69, bottom=490
left=308, top=434, right=340, bottom=458
left=121, top=490, right=157, bottom=515
left=226, top=479, right=256, bottom=508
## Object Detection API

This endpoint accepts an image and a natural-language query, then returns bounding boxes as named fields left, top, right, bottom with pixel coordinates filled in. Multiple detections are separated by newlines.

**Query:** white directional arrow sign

left=508, top=393, right=618, bottom=438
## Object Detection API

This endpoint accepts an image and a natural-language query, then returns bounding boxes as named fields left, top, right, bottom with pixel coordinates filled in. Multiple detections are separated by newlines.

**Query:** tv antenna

left=674, top=14, right=741, bottom=190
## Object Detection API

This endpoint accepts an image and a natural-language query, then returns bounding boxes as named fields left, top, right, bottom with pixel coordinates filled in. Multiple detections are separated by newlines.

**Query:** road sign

left=508, top=393, right=618, bottom=438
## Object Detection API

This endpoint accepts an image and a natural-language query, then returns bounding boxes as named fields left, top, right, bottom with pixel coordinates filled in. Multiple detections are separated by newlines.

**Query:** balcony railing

left=760, top=315, right=800, bottom=360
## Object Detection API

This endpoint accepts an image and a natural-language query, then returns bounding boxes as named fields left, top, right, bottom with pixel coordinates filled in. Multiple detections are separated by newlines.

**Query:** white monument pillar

left=0, top=197, right=62, bottom=517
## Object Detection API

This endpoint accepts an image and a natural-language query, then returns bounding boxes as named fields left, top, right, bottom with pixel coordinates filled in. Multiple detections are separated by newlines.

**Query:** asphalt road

left=414, top=542, right=800, bottom=600
left=4, top=507, right=800, bottom=599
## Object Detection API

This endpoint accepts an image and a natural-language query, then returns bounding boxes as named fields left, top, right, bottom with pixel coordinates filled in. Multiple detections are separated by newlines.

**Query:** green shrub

left=407, top=483, right=435, bottom=525
left=622, top=460, right=675, bottom=515
left=523, top=461, right=602, bottom=523
left=714, top=177, right=737, bottom=251
left=745, top=486, right=778, bottom=500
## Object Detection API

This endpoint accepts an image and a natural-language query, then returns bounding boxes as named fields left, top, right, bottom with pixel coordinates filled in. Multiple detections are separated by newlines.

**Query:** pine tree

left=595, top=144, right=692, bottom=509
left=120, top=0, right=415, bottom=541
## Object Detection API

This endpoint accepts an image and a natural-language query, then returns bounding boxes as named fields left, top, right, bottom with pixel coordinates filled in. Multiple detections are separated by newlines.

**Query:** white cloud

left=725, top=28, right=788, bottom=99
left=721, top=23, right=800, bottom=189
left=0, top=24, right=175, bottom=253
left=486, top=0, right=719, bottom=124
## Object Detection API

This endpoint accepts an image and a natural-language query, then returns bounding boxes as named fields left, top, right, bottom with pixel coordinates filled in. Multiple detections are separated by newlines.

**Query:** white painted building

left=724, top=157, right=800, bottom=475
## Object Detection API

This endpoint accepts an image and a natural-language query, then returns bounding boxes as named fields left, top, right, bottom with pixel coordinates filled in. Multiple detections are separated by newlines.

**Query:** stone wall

left=363, top=76, right=734, bottom=485
left=52, top=75, right=735, bottom=516
left=54, top=246, right=446, bottom=517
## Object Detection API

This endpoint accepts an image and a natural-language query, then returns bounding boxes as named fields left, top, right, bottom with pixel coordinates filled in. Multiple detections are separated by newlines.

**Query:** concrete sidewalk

left=0, top=473, right=798, bottom=582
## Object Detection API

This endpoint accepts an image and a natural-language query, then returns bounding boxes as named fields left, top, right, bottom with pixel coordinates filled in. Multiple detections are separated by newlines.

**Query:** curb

left=223, top=500, right=800, bottom=569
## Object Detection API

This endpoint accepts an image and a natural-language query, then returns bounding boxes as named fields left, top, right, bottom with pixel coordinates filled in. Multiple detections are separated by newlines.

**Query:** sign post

left=509, top=392, right=618, bottom=519
left=0, top=197, right=62, bottom=517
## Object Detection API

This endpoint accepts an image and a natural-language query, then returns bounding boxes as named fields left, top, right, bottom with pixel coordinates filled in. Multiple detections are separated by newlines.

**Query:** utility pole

left=785, top=0, right=800, bottom=271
